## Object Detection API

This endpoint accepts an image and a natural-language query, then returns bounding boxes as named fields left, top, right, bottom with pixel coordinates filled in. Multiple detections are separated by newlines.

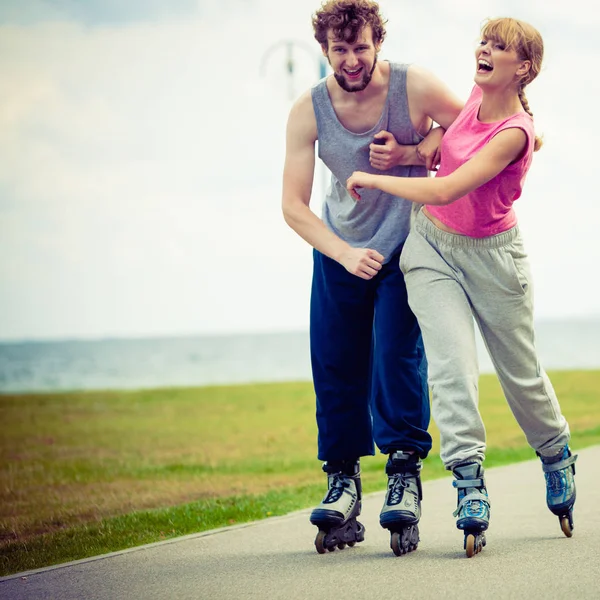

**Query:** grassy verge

left=1, top=370, right=599, bottom=576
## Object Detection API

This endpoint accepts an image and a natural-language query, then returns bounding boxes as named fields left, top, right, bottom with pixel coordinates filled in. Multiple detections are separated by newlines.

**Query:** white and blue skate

left=379, top=451, right=422, bottom=556
left=452, top=462, right=490, bottom=558
left=540, top=446, right=578, bottom=537
left=310, top=463, right=365, bottom=554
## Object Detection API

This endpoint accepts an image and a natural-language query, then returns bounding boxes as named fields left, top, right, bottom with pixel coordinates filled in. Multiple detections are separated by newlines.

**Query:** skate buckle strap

left=452, top=491, right=490, bottom=517
left=541, top=453, right=578, bottom=474
left=452, top=478, right=484, bottom=489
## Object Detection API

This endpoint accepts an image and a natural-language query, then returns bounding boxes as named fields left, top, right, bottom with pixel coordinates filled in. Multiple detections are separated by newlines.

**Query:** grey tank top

left=311, top=62, right=427, bottom=263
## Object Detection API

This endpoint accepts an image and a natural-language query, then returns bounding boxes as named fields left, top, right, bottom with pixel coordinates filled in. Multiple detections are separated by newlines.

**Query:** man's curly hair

left=312, top=0, right=387, bottom=48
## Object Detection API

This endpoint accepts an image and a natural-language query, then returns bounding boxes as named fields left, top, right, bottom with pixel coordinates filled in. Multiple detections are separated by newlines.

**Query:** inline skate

left=452, top=462, right=490, bottom=557
left=379, top=451, right=422, bottom=556
left=309, top=459, right=365, bottom=554
left=539, top=445, right=578, bottom=537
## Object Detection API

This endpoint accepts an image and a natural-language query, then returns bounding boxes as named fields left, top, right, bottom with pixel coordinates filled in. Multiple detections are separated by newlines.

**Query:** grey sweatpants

left=400, top=208, right=570, bottom=470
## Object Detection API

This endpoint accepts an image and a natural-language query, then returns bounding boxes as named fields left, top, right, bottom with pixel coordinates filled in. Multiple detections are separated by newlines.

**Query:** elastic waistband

left=414, top=208, right=519, bottom=249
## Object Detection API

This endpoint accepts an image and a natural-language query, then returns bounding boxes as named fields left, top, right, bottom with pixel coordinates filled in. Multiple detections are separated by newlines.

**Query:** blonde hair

left=481, top=17, right=544, bottom=151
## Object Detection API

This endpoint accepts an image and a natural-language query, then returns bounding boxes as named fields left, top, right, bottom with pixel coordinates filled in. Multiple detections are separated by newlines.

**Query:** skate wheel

left=337, top=542, right=346, bottom=550
left=465, top=534, right=475, bottom=557
left=560, top=516, right=573, bottom=538
left=315, top=530, right=327, bottom=554
left=390, top=526, right=418, bottom=557
left=465, top=534, right=483, bottom=558
left=347, top=541, right=356, bottom=547
left=390, top=532, right=403, bottom=557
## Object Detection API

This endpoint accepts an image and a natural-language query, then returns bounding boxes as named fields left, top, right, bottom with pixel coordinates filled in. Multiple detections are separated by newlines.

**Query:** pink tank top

left=427, top=85, right=535, bottom=237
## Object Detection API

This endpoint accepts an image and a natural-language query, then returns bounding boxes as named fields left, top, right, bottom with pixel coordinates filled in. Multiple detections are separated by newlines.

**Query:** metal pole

left=260, top=40, right=330, bottom=206
left=260, top=39, right=326, bottom=101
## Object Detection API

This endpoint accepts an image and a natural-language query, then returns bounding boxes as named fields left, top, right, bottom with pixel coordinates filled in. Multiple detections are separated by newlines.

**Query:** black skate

left=452, top=462, right=490, bottom=558
left=310, top=460, right=365, bottom=554
left=313, top=518, right=366, bottom=553
left=379, top=451, right=422, bottom=556
left=539, top=446, right=578, bottom=537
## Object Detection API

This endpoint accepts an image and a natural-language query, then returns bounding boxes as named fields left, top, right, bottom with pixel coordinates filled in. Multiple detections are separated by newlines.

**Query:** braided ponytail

left=518, top=86, right=543, bottom=151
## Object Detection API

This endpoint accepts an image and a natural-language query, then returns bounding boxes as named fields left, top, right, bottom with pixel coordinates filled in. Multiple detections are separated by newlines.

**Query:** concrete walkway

left=2, top=446, right=600, bottom=600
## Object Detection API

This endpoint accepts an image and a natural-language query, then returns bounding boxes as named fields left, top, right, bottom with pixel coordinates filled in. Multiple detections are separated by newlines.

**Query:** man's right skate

left=452, top=462, right=490, bottom=558
left=539, top=445, right=578, bottom=537
left=309, top=460, right=365, bottom=554
left=379, top=451, right=422, bottom=556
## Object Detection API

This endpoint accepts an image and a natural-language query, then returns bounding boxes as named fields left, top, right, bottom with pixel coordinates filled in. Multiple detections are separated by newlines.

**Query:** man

left=281, top=0, right=462, bottom=555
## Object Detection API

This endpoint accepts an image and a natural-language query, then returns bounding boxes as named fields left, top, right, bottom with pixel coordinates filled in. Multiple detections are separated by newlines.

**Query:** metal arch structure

left=260, top=39, right=328, bottom=100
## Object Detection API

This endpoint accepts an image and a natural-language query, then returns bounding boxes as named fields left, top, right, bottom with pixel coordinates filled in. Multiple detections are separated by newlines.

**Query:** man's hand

left=346, top=171, right=374, bottom=201
left=369, top=130, right=406, bottom=171
left=338, top=247, right=384, bottom=280
left=416, top=126, right=445, bottom=171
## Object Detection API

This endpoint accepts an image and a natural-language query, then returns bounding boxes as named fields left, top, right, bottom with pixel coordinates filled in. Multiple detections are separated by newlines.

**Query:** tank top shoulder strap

left=311, top=77, right=337, bottom=133
left=387, top=63, right=411, bottom=131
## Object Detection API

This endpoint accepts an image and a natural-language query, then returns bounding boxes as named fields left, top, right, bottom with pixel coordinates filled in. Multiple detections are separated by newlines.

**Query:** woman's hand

left=417, top=126, right=445, bottom=171
left=346, top=171, right=374, bottom=201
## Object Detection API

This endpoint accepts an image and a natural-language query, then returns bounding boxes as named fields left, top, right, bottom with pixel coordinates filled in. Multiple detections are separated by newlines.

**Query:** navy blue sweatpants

left=310, top=249, right=431, bottom=462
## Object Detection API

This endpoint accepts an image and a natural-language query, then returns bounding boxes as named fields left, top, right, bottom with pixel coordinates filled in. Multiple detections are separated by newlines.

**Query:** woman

left=346, top=17, right=577, bottom=558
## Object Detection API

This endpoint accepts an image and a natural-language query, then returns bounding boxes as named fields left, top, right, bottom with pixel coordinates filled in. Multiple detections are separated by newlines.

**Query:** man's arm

left=406, top=65, right=464, bottom=131
left=281, top=91, right=384, bottom=280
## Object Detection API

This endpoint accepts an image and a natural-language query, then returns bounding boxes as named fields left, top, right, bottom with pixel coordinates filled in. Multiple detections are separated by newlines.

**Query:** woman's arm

left=368, top=126, right=446, bottom=171
left=347, top=127, right=528, bottom=205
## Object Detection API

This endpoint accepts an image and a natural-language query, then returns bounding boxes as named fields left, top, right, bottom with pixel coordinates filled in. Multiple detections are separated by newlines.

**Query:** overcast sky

left=1, top=0, right=598, bottom=341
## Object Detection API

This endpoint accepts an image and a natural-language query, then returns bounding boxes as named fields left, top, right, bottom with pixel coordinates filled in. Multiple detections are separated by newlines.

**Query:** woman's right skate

left=309, top=460, right=365, bottom=554
left=452, top=462, right=490, bottom=558
left=539, top=445, right=578, bottom=537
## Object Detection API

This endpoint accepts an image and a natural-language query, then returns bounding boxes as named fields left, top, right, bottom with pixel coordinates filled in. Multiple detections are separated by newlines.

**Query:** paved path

left=2, top=446, right=600, bottom=600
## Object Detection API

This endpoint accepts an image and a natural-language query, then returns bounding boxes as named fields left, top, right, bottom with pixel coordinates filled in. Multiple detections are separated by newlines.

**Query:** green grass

left=1, top=370, right=599, bottom=576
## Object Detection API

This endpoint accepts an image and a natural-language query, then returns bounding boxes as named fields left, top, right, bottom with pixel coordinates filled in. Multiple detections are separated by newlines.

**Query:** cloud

left=0, top=0, right=599, bottom=340
left=0, top=0, right=200, bottom=26
left=0, top=8, right=316, bottom=339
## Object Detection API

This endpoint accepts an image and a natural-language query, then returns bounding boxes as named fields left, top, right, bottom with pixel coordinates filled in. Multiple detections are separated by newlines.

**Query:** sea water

left=1, top=319, right=599, bottom=394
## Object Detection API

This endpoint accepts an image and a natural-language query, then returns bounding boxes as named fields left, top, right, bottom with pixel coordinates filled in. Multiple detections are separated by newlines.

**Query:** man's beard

left=333, top=56, right=378, bottom=93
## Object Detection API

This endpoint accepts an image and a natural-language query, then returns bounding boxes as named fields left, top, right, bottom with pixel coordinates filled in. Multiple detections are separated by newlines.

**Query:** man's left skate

left=379, top=451, right=422, bottom=556
left=309, top=460, right=365, bottom=554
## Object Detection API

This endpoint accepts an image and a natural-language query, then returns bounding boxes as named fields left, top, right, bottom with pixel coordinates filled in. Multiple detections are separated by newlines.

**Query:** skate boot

left=309, top=459, right=365, bottom=554
left=452, top=462, right=490, bottom=558
left=379, top=451, right=422, bottom=556
left=539, top=445, right=578, bottom=537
